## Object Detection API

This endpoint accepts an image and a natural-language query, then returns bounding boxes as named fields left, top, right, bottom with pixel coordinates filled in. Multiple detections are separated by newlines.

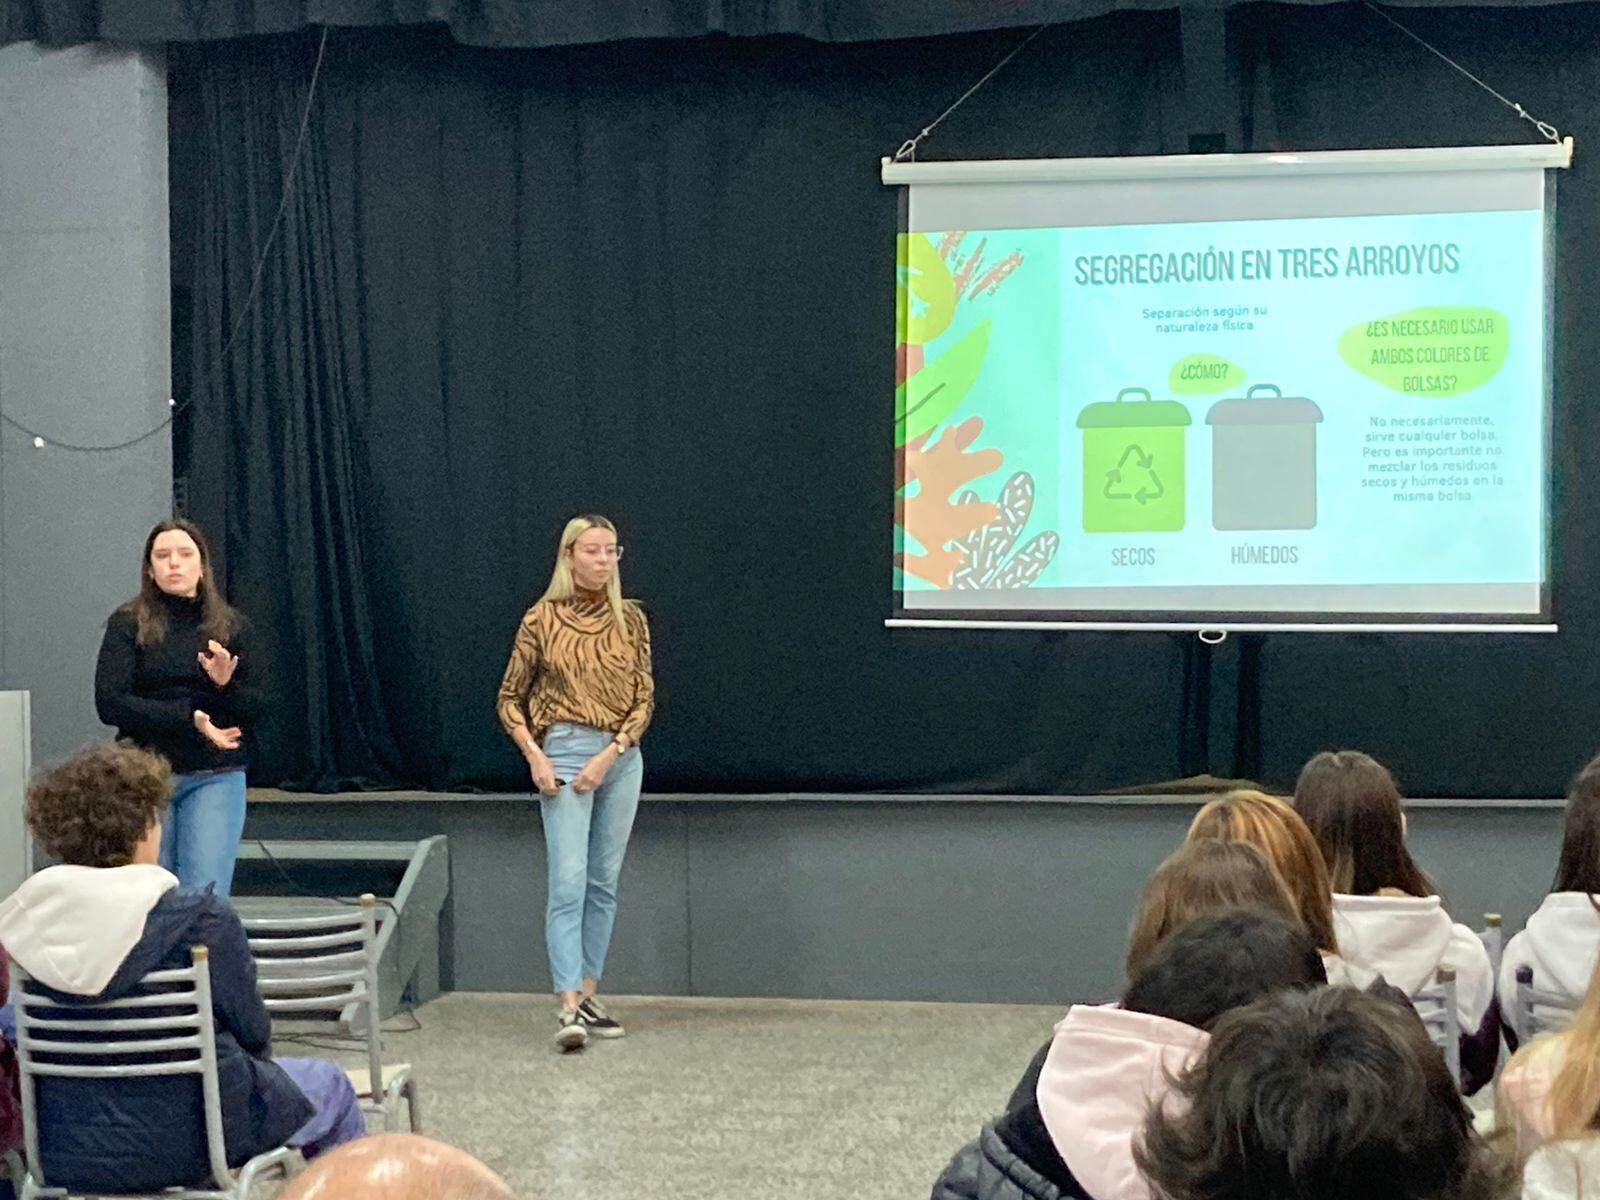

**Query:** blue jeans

left=539, top=723, right=644, bottom=994
left=159, top=769, right=248, bottom=897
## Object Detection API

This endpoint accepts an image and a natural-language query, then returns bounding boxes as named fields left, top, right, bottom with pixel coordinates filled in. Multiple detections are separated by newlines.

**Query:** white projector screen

left=885, top=144, right=1569, bottom=632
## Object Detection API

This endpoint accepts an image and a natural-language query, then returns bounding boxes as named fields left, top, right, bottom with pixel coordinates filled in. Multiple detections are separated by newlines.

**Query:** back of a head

left=1126, top=840, right=1303, bottom=979
left=1137, top=987, right=1509, bottom=1200
left=1186, top=790, right=1339, bottom=953
left=1293, top=751, right=1434, bottom=898
left=280, top=1135, right=513, bottom=1200
left=1553, top=753, right=1600, bottom=895
left=25, top=741, right=171, bottom=868
left=1122, top=906, right=1326, bottom=1032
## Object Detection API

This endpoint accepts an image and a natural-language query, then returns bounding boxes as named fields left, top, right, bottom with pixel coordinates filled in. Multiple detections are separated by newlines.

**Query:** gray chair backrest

left=13, top=945, right=233, bottom=1190
left=1479, top=914, right=1503, bottom=980
left=1414, top=964, right=1462, bottom=1087
left=239, top=894, right=381, bottom=1091
left=1516, top=964, right=1581, bottom=1040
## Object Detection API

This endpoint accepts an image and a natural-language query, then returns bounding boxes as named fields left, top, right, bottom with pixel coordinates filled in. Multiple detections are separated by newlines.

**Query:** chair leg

left=402, top=1075, right=422, bottom=1134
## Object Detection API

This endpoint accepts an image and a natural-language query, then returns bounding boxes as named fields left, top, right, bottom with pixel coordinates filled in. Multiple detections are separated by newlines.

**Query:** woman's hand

left=193, top=708, right=243, bottom=751
left=570, top=744, right=621, bottom=795
left=198, top=640, right=239, bottom=687
left=526, top=745, right=560, bottom=796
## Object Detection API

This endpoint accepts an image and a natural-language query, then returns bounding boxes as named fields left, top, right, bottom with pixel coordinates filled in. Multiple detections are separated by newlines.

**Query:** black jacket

left=933, top=1101, right=1091, bottom=1200
left=94, top=592, right=264, bottom=774
left=31, top=889, right=312, bottom=1193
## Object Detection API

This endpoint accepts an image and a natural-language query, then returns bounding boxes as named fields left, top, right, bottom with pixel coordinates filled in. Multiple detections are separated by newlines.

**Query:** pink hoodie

left=1036, top=1005, right=1209, bottom=1200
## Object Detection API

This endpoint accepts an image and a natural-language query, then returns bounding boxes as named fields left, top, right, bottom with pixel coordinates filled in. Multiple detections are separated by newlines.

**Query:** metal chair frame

left=1415, top=964, right=1462, bottom=1087
left=239, top=894, right=419, bottom=1133
left=13, top=947, right=301, bottom=1200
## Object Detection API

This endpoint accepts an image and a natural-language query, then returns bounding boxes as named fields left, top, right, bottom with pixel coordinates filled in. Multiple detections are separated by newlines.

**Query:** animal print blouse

left=496, top=590, right=655, bottom=749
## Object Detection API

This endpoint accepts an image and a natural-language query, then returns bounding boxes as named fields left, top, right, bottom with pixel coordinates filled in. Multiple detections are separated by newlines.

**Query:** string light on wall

left=0, top=26, right=328, bottom=458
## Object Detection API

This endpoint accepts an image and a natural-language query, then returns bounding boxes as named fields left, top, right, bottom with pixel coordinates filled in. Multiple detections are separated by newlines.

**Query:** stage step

left=234, top=835, right=450, bottom=1028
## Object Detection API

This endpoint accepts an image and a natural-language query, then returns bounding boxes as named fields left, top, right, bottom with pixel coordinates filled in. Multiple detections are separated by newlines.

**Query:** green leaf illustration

left=895, top=319, right=992, bottom=446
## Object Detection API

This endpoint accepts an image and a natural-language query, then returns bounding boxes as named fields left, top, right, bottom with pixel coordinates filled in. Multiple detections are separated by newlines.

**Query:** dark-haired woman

left=1501, top=754, right=1600, bottom=1046
left=1293, top=750, right=1496, bottom=1092
left=94, top=519, right=264, bottom=897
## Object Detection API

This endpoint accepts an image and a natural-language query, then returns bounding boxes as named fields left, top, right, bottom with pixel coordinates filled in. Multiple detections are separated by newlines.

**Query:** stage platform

left=241, top=789, right=1563, bottom=1005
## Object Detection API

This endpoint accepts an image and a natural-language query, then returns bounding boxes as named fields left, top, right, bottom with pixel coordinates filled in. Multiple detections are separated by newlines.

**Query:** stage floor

left=274, top=991, right=1058, bottom=1199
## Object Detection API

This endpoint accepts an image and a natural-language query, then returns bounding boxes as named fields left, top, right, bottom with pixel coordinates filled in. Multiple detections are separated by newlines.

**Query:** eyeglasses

left=575, top=545, right=625, bottom=560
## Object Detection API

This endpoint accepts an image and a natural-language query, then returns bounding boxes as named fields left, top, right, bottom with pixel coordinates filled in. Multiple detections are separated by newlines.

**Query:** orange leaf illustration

left=897, top=417, right=1004, bottom=587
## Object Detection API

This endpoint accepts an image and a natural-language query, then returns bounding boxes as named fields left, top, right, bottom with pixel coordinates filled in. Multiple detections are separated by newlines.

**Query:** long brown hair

left=1187, top=790, right=1339, bottom=954
left=1126, top=839, right=1302, bottom=979
left=1554, top=755, right=1600, bottom=903
left=1293, top=750, right=1437, bottom=898
left=123, top=518, right=239, bottom=646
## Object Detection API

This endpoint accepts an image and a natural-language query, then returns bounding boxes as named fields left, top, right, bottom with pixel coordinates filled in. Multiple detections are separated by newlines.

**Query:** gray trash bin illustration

left=1205, top=384, right=1323, bottom=531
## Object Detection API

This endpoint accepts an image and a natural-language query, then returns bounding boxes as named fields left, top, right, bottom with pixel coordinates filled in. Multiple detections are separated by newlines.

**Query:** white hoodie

left=0, top=864, right=177, bottom=995
left=1500, top=893, right=1600, bottom=1041
left=1036, top=1004, right=1209, bottom=1200
left=1332, top=893, right=1494, bottom=1031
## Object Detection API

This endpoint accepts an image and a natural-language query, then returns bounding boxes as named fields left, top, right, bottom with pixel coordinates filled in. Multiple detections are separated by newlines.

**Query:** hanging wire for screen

left=0, top=24, right=332, bottom=455
left=891, top=24, right=1050, bottom=163
left=1364, top=3, right=1562, bottom=144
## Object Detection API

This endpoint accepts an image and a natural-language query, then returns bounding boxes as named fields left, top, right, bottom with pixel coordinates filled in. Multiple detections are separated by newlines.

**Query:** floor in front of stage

left=274, top=991, right=1061, bottom=1199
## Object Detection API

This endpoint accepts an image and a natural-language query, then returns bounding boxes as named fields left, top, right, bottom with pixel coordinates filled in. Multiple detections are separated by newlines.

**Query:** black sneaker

left=555, top=1007, right=588, bottom=1052
left=578, top=996, right=625, bottom=1039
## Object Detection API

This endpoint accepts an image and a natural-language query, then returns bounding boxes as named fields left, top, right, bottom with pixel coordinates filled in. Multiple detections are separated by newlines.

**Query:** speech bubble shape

left=1169, top=353, right=1245, bottom=396
left=1338, top=306, right=1509, bottom=397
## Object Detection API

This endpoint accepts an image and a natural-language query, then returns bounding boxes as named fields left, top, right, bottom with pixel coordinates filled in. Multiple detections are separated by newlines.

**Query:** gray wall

left=0, top=43, right=173, bottom=768
left=244, top=795, right=1567, bottom=1004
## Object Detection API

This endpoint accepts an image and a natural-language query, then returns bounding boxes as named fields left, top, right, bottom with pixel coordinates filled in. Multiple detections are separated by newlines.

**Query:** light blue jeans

left=159, top=768, right=248, bottom=897
left=539, top=723, right=644, bottom=994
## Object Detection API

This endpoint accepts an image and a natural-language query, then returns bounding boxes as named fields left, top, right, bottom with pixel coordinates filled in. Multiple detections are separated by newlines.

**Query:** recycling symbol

left=1103, top=444, right=1166, bottom=505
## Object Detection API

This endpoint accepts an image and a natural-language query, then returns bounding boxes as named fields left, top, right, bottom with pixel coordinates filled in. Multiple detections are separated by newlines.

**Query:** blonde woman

left=497, top=515, right=654, bottom=1051
left=1498, top=952, right=1600, bottom=1198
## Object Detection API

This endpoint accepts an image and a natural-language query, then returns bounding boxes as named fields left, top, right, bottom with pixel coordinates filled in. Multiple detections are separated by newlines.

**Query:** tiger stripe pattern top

left=496, top=590, right=655, bottom=748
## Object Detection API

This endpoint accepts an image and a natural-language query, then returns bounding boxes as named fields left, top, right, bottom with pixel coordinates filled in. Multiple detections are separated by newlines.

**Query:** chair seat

left=344, top=1062, right=411, bottom=1099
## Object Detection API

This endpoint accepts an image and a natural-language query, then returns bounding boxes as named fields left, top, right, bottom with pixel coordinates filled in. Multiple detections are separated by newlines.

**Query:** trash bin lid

left=1076, top=387, right=1194, bottom=429
left=1206, top=384, right=1323, bottom=425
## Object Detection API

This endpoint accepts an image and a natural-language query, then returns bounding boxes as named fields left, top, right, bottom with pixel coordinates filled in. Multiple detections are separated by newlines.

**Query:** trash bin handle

left=1116, top=387, right=1153, bottom=403
left=1246, top=384, right=1282, bottom=399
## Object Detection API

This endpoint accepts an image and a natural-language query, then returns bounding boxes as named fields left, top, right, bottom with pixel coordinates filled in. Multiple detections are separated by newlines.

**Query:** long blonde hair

left=539, top=514, right=632, bottom=640
left=1187, top=790, right=1340, bottom=954
left=1506, top=952, right=1600, bottom=1142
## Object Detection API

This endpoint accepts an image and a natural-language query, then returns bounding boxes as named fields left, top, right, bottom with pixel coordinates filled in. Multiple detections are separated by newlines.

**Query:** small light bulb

left=32, top=436, right=44, bottom=449
left=169, top=398, right=177, bottom=407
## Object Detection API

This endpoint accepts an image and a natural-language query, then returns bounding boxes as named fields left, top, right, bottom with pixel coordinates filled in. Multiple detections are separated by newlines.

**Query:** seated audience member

left=1185, top=789, right=1381, bottom=990
left=1006, top=839, right=1302, bottom=1112
left=1293, top=750, right=1497, bottom=1092
left=933, top=906, right=1327, bottom=1200
left=1498, top=950, right=1600, bottom=1200
left=1501, top=754, right=1600, bottom=1046
left=280, top=1134, right=513, bottom=1200
left=0, top=946, right=20, bottom=1200
left=0, top=742, right=365, bottom=1195
left=1136, top=986, right=1512, bottom=1200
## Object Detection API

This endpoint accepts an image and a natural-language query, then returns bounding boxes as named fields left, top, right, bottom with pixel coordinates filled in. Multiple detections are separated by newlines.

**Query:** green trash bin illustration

left=1205, top=384, right=1323, bottom=531
left=1077, top=387, right=1191, bottom=533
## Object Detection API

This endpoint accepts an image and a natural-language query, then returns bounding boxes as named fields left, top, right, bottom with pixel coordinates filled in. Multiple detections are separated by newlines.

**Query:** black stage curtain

left=5, top=0, right=1591, bottom=49
left=174, top=5, right=1600, bottom=796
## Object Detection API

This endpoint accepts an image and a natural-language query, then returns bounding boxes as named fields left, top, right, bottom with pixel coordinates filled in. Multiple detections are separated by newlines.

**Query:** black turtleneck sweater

left=93, top=593, right=265, bottom=775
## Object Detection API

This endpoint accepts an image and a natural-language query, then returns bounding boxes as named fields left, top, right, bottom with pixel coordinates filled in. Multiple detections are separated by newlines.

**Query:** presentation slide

left=892, top=152, right=1557, bottom=626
